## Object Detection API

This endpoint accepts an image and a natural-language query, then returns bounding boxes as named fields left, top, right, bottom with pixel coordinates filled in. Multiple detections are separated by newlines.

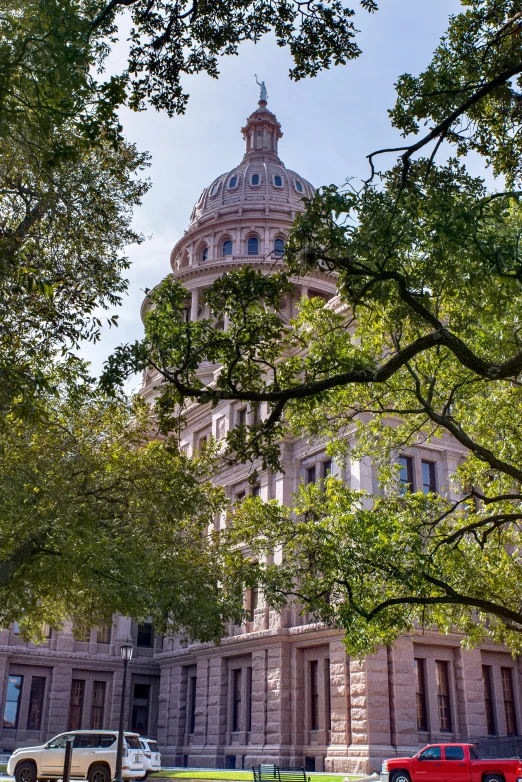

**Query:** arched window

left=274, top=175, right=283, bottom=188
left=248, top=237, right=259, bottom=255
left=223, top=240, right=233, bottom=256
left=274, top=239, right=285, bottom=257
left=229, top=176, right=238, bottom=189
left=210, top=182, right=220, bottom=196
left=295, top=180, right=303, bottom=193
left=251, top=174, right=260, bottom=186
left=201, top=246, right=208, bottom=262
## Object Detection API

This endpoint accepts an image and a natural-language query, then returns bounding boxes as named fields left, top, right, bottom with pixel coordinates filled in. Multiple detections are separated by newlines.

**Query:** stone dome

left=187, top=101, right=315, bottom=230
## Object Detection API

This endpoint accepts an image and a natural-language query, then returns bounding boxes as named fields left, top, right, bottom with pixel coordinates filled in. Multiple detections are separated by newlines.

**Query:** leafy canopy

left=105, top=0, right=522, bottom=654
left=0, top=381, right=245, bottom=641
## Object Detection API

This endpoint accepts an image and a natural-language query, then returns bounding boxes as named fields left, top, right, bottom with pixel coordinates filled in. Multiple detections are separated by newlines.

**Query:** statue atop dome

left=255, top=75, right=268, bottom=103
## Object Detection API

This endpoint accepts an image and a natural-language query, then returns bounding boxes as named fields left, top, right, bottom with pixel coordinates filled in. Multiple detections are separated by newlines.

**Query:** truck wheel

left=391, top=773, right=411, bottom=782
left=484, top=776, right=505, bottom=782
left=88, top=765, right=111, bottom=782
left=15, top=762, right=37, bottom=782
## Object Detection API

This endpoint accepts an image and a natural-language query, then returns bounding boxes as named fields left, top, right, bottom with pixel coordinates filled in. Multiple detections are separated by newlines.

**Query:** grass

left=0, top=765, right=6, bottom=773
left=156, top=773, right=355, bottom=782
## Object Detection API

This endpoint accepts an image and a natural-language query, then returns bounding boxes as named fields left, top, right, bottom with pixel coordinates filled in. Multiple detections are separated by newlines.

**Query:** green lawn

left=0, top=765, right=6, bottom=773
left=156, top=773, right=355, bottom=782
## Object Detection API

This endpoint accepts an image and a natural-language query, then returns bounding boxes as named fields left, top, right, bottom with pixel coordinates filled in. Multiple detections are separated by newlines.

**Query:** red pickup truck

left=380, top=743, right=522, bottom=782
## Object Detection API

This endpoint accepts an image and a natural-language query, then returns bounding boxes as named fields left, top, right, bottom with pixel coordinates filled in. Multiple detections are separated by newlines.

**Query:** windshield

left=125, top=736, right=142, bottom=749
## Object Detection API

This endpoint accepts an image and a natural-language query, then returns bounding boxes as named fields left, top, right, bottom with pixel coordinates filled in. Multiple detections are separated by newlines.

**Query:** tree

left=0, top=380, right=245, bottom=641
left=104, top=0, right=522, bottom=654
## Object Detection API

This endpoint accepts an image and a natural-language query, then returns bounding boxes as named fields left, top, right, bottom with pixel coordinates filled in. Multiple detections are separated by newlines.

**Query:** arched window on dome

left=222, top=240, right=233, bottom=257
left=201, top=246, right=209, bottom=262
left=295, top=180, right=304, bottom=193
left=251, top=174, right=260, bottom=186
left=210, top=182, right=220, bottom=196
left=228, top=176, right=238, bottom=189
left=247, top=237, right=259, bottom=256
left=273, top=239, right=285, bottom=258
left=273, top=175, right=283, bottom=188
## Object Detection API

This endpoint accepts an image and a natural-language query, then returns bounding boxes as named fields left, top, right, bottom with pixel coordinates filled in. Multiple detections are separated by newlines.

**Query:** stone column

left=348, top=650, right=394, bottom=774
left=0, top=655, right=9, bottom=744
left=325, top=639, right=351, bottom=773
left=266, top=643, right=292, bottom=765
left=191, top=288, right=199, bottom=322
left=454, top=647, right=486, bottom=739
left=290, top=646, right=304, bottom=763
left=205, top=656, right=228, bottom=767
left=249, top=649, right=267, bottom=757
left=157, top=663, right=171, bottom=749
left=193, top=658, right=209, bottom=749
left=47, top=664, right=74, bottom=735
left=386, top=638, right=418, bottom=753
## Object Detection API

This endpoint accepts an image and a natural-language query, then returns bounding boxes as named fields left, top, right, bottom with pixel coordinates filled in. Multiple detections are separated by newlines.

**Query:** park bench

left=252, top=764, right=309, bottom=782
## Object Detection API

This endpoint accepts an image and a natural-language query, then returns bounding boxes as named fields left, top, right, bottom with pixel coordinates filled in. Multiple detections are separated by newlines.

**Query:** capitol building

left=1, top=95, right=521, bottom=774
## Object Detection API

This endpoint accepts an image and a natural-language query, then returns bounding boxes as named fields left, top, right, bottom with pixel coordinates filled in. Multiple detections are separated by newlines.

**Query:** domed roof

left=188, top=100, right=314, bottom=228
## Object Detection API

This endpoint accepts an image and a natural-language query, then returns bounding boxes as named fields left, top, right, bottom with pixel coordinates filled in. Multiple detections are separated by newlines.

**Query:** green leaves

left=0, top=385, right=245, bottom=641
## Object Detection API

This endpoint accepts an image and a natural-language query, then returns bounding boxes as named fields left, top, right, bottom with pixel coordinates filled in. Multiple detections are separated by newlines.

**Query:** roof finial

left=254, top=74, right=268, bottom=103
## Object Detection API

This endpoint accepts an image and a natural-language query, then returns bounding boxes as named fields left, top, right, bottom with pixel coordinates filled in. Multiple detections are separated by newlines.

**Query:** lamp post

left=114, top=641, right=134, bottom=782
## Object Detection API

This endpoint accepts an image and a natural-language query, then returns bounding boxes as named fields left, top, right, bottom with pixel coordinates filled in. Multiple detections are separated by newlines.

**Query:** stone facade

left=2, top=97, right=522, bottom=774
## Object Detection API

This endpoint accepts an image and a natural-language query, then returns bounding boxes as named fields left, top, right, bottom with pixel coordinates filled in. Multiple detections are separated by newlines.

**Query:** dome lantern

left=241, top=100, right=283, bottom=165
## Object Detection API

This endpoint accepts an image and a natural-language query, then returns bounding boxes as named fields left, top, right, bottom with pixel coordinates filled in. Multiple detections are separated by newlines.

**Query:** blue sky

left=83, top=0, right=462, bottom=382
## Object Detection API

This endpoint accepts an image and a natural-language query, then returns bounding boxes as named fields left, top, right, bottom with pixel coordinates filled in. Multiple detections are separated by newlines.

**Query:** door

left=442, top=745, right=469, bottom=782
left=410, top=746, right=443, bottom=782
left=72, top=733, right=100, bottom=776
left=40, top=733, right=76, bottom=776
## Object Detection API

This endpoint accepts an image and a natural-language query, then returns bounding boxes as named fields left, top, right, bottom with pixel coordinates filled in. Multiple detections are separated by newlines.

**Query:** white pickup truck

left=8, top=730, right=146, bottom=782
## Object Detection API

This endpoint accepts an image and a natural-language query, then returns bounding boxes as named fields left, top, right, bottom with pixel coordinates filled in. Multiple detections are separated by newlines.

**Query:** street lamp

left=114, top=641, right=134, bottom=782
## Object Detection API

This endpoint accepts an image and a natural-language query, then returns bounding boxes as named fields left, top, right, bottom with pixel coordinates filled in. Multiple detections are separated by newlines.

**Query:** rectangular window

left=68, top=679, right=85, bottom=730
left=324, top=658, right=331, bottom=731
left=482, top=665, right=496, bottom=735
left=399, top=456, right=414, bottom=493
left=422, top=461, right=436, bottom=494
left=252, top=403, right=262, bottom=424
left=252, top=485, right=261, bottom=498
left=249, top=587, right=259, bottom=620
left=501, top=667, right=517, bottom=735
left=322, top=459, right=332, bottom=480
left=27, top=677, right=46, bottom=730
left=3, top=675, right=23, bottom=728
left=97, top=625, right=111, bottom=644
left=90, top=681, right=106, bottom=729
left=232, top=669, right=242, bottom=731
left=237, top=408, right=247, bottom=427
left=305, top=466, right=316, bottom=485
left=246, top=666, right=253, bottom=732
left=235, top=491, right=245, bottom=504
left=137, top=623, right=154, bottom=647
left=188, top=676, right=197, bottom=734
left=310, top=660, right=319, bottom=730
left=414, top=658, right=428, bottom=731
left=436, top=661, right=452, bottom=732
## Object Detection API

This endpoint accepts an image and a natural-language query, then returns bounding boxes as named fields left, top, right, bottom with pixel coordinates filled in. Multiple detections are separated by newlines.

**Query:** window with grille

left=247, top=237, right=259, bottom=255
left=310, top=661, right=319, bottom=730
left=188, top=676, right=197, bottom=734
left=325, top=658, right=331, bottom=731
left=137, top=623, right=154, bottom=648
left=246, top=667, right=253, bottom=732
left=68, top=679, right=85, bottom=730
left=501, top=667, right=517, bottom=735
left=414, top=658, right=428, bottom=731
left=482, top=665, right=496, bottom=735
left=232, top=669, right=242, bottom=731
left=399, top=456, right=414, bottom=494
left=273, top=239, right=284, bottom=257
left=90, top=681, right=106, bottom=729
left=436, top=661, right=452, bottom=732
left=97, top=625, right=111, bottom=644
left=201, top=246, right=208, bottom=262
left=3, top=675, right=23, bottom=728
left=27, top=677, right=46, bottom=730
left=422, top=461, right=437, bottom=493
left=223, top=240, right=233, bottom=256
left=305, top=465, right=316, bottom=485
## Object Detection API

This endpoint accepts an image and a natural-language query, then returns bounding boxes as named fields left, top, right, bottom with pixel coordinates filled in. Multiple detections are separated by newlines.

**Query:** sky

left=82, top=0, right=463, bottom=384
